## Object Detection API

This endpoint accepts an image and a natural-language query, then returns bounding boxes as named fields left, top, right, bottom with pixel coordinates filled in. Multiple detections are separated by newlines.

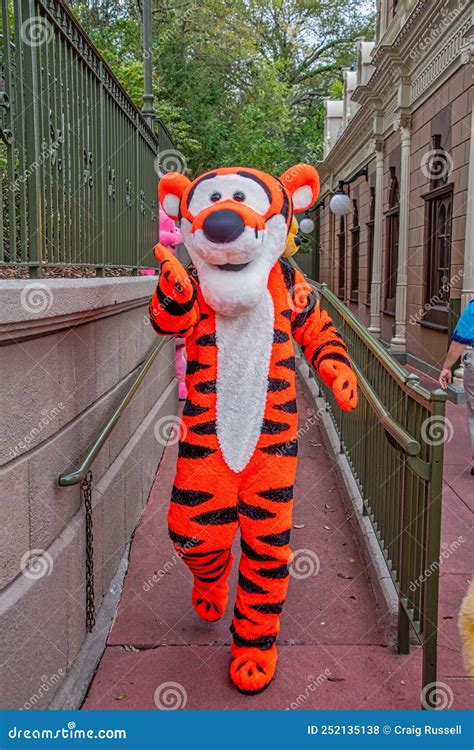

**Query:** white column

left=391, top=116, right=411, bottom=354
left=453, top=91, right=474, bottom=385
left=369, top=138, right=384, bottom=338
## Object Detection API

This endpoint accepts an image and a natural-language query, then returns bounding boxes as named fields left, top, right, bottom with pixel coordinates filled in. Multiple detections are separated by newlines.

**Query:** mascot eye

left=210, top=192, right=222, bottom=202
left=233, top=191, right=245, bottom=202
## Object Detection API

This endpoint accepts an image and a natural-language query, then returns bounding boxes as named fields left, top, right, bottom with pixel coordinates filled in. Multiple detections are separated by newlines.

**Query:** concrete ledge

left=0, top=277, right=157, bottom=343
left=296, top=357, right=399, bottom=648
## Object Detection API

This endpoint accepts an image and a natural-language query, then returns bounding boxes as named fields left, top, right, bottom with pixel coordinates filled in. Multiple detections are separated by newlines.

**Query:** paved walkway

left=83, top=381, right=471, bottom=710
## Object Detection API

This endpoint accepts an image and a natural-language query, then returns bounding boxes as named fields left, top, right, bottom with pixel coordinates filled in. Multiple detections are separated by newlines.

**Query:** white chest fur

left=215, top=290, right=274, bottom=473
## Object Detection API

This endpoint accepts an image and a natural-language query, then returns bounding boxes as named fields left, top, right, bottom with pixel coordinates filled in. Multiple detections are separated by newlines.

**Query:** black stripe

left=258, top=529, right=291, bottom=546
left=273, top=329, right=289, bottom=343
left=195, top=380, right=216, bottom=394
left=148, top=307, right=192, bottom=336
left=238, top=499, right=276, bottom=520
left=257, top=486, right=293, bottom=503
left=195, top=557, right=231, bottom=582
left=321, top=320, right=332, bottom=331
left=237, top=572, right=268, bottom=595
left=169, top=529, right=203, bottom=548
left=236, top=171, right=273, bottom=202
left=186, top=360, right=211, bottom=374
left=171, top=486, right=213, bottom=506
left=281, top=309, right=292, bottom=320
left=186, top=172, right=217, bottom=207
left=279, top=259, right=294, bottom=291
left=250, top=601, right=284, bottom=615
left=257, top=564, right=289, bottom=579
left=276, top=356, right=295, bottom=371
left=291, top=291, right=317, bottom=332
left=180, top=548, right=223, bottom=559
left=156, top=283, right=197, bottom=316
left=191, top=506, right=239, bottom=525
left=261, top=439, right=297, bottom=456
left=178, top=441, right=217, bottom=459
left=233, top=605, right=258, bottom=625
left=187, top=551, right=225, bottom=568
left=268, top=377, right=290, bottom=392
left=273, top=398, right=297, bottom=414
left=183, top=400, right=209, bottom=417
left=312, top=339, right=347, bottom=365
left=230, top=624, right=275, bottom=650
left=317, top=351, right=352, bottom=369
left=196, top=333, right=216, bottom=346
left=241, top=538, right=278, bottom=562
left=261, top=419, right=290, bottom=434
left=190, top=420, right=217, bottom=435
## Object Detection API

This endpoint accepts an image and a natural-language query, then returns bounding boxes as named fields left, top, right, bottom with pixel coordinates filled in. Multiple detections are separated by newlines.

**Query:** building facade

left=316, top=0, right=473, bottom=383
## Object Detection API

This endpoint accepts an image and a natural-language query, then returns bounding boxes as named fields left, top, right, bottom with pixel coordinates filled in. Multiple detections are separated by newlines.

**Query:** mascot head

left=158, top=164, right=319, bottom=316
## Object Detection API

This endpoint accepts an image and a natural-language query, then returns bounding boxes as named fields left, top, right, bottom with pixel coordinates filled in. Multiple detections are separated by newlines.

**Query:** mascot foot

left=229, top=644, right=278, bottom=694
left=192, top=583, right=229, bottom=622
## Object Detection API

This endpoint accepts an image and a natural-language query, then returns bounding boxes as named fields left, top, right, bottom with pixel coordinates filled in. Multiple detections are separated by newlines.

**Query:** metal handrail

left=58, top=338, right=169, bottom=486
left=350, top=362, right=420, bottom=456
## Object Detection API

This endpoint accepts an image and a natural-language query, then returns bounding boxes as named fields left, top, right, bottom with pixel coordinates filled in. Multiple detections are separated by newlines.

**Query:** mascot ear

left=158, top=172, right=191, bottom=220
left=280, top=164, right=320, bottom=212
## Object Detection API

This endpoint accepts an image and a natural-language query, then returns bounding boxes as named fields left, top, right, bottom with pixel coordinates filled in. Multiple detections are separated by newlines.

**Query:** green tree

left=71, top=0, right=375, bottom=174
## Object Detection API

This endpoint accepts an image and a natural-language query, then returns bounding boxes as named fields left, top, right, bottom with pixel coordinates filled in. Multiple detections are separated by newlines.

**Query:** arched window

left=366, top=187, right=376, bottom=305
left=384, top=167, right=399, bottom=314
left=423, top=134, right=453, bottom=327
left=350, top=199, right=360, bottom=302
left=337, top=215, right=346, bottom=299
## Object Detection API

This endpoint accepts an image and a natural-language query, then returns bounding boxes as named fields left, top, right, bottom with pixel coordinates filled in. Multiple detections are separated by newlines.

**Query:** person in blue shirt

left=439, top=299, right=474, bottom=475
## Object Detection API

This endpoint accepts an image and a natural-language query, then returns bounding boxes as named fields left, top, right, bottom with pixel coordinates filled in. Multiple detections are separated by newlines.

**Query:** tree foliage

left=72, top=0, right=374, bottom=175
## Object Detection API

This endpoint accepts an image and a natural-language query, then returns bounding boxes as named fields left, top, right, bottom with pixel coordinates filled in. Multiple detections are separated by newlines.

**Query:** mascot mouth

left=212, top=262, right=250, bottom=272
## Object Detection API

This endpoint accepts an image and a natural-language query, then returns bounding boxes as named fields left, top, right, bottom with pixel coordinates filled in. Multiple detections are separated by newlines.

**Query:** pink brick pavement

left=83, top=380, right=472, bottom=711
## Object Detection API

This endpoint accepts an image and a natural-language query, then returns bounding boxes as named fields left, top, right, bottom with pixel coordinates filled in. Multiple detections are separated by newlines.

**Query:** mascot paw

left=332, top=370, right=358, bottom=412
left=229, top=644, right=277, bottom=694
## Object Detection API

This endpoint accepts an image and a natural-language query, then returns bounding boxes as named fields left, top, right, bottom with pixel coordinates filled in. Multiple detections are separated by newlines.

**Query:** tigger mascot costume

left=149, top=164, right=357, bottom=694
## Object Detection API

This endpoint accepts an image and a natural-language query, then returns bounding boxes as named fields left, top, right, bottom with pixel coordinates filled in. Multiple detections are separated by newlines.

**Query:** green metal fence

left=295, top=267, right=447, bottom=709
left=1, top=0, right=175, bottom=276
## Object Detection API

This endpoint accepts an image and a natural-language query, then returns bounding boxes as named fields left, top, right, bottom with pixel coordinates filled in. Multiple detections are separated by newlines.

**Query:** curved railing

left=1, top=0, right=175, bottom=276
left=292, top=260, right=447, bottom=708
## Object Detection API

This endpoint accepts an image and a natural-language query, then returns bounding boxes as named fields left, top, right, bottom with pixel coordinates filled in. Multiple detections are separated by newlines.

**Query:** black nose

left=202, top=209, right=245, bottom=244
left=295, top=235, right=302, bottom=246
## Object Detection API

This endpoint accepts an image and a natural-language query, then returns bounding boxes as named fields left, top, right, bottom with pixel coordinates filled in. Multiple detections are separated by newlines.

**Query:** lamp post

left=142, top=0, right=155, bottom=127
left=328, top=165, right=369, bottom=216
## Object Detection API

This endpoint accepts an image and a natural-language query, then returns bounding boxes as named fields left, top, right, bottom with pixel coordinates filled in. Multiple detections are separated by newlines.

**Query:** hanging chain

left=81, top=470, right=96, bottom=632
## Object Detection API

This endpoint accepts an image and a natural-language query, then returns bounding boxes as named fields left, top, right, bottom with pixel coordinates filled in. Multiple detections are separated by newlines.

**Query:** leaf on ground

left=324, top=525, right=331, bottom=530
left=293, top=523, right=305, bottom=529
left=328, top=677, right=345, bottom=682
left=348, top=557, right=355, bottom=563
left=124, top=645, right=139, bottom=652
left=337, top=573, right=353, bottom=579
left=115, top=693, right=128, bottom=701
left=324, top=503, right=331, bottom=509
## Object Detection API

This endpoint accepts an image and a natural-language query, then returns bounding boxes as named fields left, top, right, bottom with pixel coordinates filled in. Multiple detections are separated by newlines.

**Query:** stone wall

left=0, top=277, right=177, bottom=708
